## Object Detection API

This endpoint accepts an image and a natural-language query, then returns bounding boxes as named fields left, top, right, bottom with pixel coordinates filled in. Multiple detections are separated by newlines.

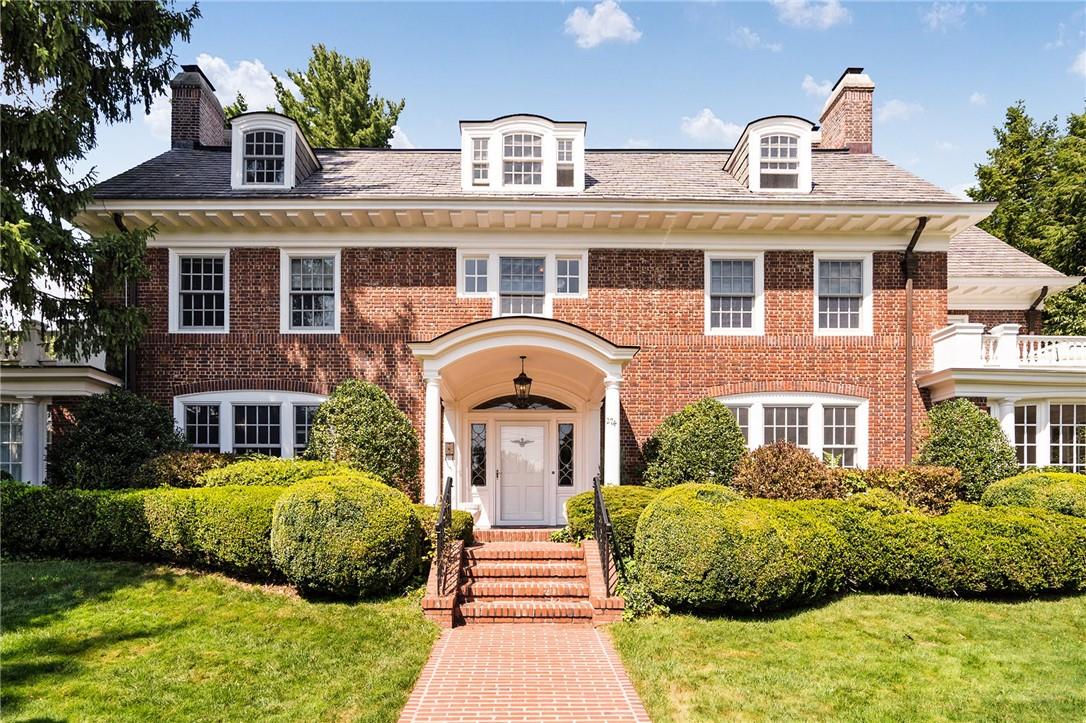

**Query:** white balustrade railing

left=932, top=322, right=1086, bottom=371
left=0, top=328, right=107, bottom=370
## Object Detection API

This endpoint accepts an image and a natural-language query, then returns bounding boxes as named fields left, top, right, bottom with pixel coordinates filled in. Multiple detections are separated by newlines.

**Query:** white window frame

left=813, top=252, right=873, bottom=337
left=717, top=392, right=869, bottom=468
left=472, top=137, right=489, bottom=186
left=459, top=116, right=586, bottom=193
left=704, top=252, right=765, bottom=336
left=173, top=390, right=327, bottom=458
left=757, top=133, right=800, bottom=190
left=455, top=249, right=589, bottom=316
left=229, top=114, right=315, bottom=191
left=241, top=129, right=286, bottom=186
left=502, top=132, right=544, bottom=187
left=168, top=249, right=230, bottom=334
left=279, top=249, right=341, bottom=334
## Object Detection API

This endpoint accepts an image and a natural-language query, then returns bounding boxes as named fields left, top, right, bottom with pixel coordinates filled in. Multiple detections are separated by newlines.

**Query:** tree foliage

left=223, top=91, right=248, bottom=119
left=916, top=399, right=1018, bottom=502
left=1, top=0, right=199, bottom=359
left=642, top=398, right=747, bottom=488
left=968, top=103, right=1086, bottom=335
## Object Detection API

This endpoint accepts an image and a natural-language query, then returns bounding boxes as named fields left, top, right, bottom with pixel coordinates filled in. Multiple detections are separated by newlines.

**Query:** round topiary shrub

left=634, top=484, right=846, bottom=612
left=917, top=399, right=1018, bottom=502
left=642, top=398, right=746, bottom=488
left=46, top=390, right=185, bottom=489
left=270, top=473, right=421, bottom=598
left=564, top=485, right=663, bottom=557
left=304, top=380, right=421, bottom=498
left=730, top=441, right=843, bottom=500
left=981, top=471, right=1086, bottom=518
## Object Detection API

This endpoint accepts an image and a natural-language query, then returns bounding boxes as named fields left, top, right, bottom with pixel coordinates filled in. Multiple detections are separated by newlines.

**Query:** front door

left=498, top=423, right=546, bottom=523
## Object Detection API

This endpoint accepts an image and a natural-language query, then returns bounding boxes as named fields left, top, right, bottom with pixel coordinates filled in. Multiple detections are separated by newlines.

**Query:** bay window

left=1007, top=401, right=1085, bottom=472
left=174, top=392, right=326, bottom=458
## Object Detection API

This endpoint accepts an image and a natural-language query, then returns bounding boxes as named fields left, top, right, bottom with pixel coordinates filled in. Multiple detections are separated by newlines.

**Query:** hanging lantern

left=513, top=355, right=532, bottom=407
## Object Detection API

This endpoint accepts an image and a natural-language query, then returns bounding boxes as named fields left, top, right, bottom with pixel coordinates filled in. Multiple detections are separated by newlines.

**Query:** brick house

left=3, top=65, right=1082, bottom=528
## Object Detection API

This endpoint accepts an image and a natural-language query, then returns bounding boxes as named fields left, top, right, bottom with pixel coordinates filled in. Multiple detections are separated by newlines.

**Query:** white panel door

left=499, top=424, right=546, bottom=523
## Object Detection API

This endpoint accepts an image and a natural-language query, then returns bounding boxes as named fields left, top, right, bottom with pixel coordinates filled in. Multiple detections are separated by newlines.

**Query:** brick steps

left=465, top=542, right=584, bottom=561
left=473, top=528, right=560, bottom=543
left=460, top=580, right=591, bottom=600
left=459, top=600, right=595, bottom=623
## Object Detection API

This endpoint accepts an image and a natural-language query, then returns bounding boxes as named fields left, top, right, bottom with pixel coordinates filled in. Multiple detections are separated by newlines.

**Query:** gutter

left=903, top=216, right=928, bottom=464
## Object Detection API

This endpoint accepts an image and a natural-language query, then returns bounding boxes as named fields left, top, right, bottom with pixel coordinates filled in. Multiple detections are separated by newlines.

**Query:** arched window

left=243, top=130, right=285, bottom=184
left=502, top=133, right=542, bottom=185
left=759, top=133, right=799, bottom=189
left=473, top=394, right=571, bottom=410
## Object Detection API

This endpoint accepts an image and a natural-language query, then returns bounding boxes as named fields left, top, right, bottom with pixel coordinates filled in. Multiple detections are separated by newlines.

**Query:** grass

left=610, top=593, right=1086, bottom=722
left=1, top=559, right=439, bottom=722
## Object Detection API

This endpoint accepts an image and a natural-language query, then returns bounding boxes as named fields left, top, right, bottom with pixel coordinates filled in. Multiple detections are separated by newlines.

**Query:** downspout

left=902, top=216, right=928, bottom=464
left=1027, top=286, right=1048, bottom=335
left=112, top=213, right=135, bottom=390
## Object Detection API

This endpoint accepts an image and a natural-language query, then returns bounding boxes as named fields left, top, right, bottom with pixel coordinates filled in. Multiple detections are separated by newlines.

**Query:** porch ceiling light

left=513, top=355, right=532, bottom=408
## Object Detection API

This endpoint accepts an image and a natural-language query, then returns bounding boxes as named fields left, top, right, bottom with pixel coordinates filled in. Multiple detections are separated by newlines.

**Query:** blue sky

left=85, top=0, right=1086, bottom=198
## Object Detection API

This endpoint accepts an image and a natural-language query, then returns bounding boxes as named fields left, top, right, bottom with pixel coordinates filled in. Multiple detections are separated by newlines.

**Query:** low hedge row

left=196, top=458, right=357, bottom=487
left=636, top=483, right=1086, bottom=613
left=837, top=465, right=962, bottom=514
left=133, top=451, right=236, bottom=488
left=981, top=472, right=1086, bottom=518
left=565, top=486, right=664, bottom=557
left=414, top=503, right=475, bottom=559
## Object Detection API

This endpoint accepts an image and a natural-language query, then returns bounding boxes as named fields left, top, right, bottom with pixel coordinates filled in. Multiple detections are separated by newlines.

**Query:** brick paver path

left=399, top=624, right=651, bottom=723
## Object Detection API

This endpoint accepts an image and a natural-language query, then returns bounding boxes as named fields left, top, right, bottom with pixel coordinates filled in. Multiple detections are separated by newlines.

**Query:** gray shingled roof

left=92, top=147, right=963, bottom=203
left=949, top=226, right=1067, bottom=278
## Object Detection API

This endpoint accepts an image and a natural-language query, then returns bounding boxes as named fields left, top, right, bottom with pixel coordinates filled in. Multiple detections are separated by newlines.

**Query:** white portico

left=409, top=317, right=638, bottom=528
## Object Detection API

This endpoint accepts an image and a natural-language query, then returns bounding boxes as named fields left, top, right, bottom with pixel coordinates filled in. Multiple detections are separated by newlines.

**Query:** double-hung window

left=499, top=256, right=546, bottom=315
left=759, top=134, right=799, bottom=189
left=0, top=403, right=23, bottom=481
left=232, top=404, right=281, bottom=457
left=1050, top=403, right=1086, bottom=472
left=282, top=252, right=339, bottom=332
left=463, top=256, right=488, bottom=294
left=823, top=406, right=857, bottom=467
left=175, top=392, right=325, bottom=458
left=556, top=138, right=574, bottom=187
left=174, top=253, right=228, bottom=332
left=184, top=404, right=220, bottom=451
left=294, top=404, right=320, bottom=457
left=726, top=405, right=750, bottom=444
left=706, top=256, right=764, bottom=334
left=472, top=138, right=489, bottom=185
left=556, top=257, right=581, bottom=295
left=503, top=133, right=542, bottom=186
left=764, top=406, right=809, bottom=447
left=243, top=130, right=285, bottom=185
left=815, top=255, right=871, bottom=335
left=1014, top=404, right=1038, bottom=467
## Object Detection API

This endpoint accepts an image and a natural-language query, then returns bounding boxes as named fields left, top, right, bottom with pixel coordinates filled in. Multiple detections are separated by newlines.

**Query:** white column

left=989, top=397, right=1017, bottom=446
left=423, top=372, right=442, bottom=505
left=17, top=396, right=41, bottom=485
left=586, top=400, right=602, bottom=489
left=603, top=378, right=621, bottom=486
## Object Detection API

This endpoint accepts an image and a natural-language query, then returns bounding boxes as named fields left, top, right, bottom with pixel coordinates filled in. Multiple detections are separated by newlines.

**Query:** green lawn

left=610, top=593, right=1086, bottom=722
left=1, top=559, right=439, bottom=722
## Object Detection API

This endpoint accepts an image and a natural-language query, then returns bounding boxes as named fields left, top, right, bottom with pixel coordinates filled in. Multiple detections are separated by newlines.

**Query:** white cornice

left=918, top=367, right=1086, bottom=403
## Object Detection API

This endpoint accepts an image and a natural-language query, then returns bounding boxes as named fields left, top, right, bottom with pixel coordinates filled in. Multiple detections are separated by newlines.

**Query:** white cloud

left=142, top=54, right=300, bottom=141
left=564, top=0, right=642, bottom=49
left=1044, top=22, right=1066, bottom=50
left=877, top=99, right=924, bottom=123
left=801, top=74, right=832, bottom=99
left=728, top=26, right=782, bottom=52
left=922, top=2, right=967, bottom=31
left=680, top=108, right=742, bottom=145
left=390, top=125, right=413, bottom=149
left=623, top=138, right=652, bottom=149
left=1071, top=49, right=1086, bottom=78
left=968, top=91, right=987, bottom=106
left=771, top=0, right=851, bottom=30
left=936, top=141, right=957, bottom=151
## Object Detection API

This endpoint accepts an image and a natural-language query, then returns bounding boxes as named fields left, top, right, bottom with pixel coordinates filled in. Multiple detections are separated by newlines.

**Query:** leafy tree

left=1, top=0, right=200, bottom=359
left=241, top=44, right=404, bottom=148
left=642, top=398, right=747, bottom=488
left=916, top=399, right=1018, bottom=502
left=968, top=103, right=1086, bottom=334
left=223, top=91, right=248, bottom=119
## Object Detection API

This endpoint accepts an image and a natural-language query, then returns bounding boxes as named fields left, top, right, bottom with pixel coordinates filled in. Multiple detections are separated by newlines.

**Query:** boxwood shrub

left=414, top=503, right=475, bottom=566
left=643, top=399, right=746, bottom=488
left=271, top=473, right=421, bottom=598
left=196, top=457, right=355, bottom=487
left=564, top=486, right=663, bottom=557
left=839, top=465, right=962, bottom=514
left=134, top=450, right=236, bottom=488
left=917, top=398, right=1019, bottom=501
left=981, top=472, right=1086, bottom=518
left=731, top=442, right=843, bottom=500
left=635, top=484, right=845, bottom=612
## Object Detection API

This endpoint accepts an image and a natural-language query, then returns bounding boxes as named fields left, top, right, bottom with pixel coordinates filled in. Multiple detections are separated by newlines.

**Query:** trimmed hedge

left=982, top=472, right=1086, bottom=518
left=634, top=485, right=1086, bottom=612
left=414, top=503, right=475, bottom=565
left=134, top=451, right=236, bottom=488
left=271, top=473, right=421, bottom=598
left=0, top=482, right=280, bottom=577
left=196, top=457, right=356, bottom=487
left=635, top=484, right=841, bottom=612
left=564, top=486, right=663, bottom=557
left=918, top=399, right=1018, bottom=501
left=643, top=398, right=747, bottom=488
left=836, top=466, right=962, bottom=514
left=731, top=442, right=842, bottom=500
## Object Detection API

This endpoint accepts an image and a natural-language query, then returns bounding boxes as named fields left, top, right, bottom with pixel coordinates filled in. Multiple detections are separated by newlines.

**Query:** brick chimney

left=818, top=67, right=874, bottom=153
left=169, top=64, right=227, bottom=148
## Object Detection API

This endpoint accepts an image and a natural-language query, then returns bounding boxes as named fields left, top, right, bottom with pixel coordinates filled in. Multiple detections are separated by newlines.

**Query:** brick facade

left=133, top=246, right=947, bottom=483
left=819, top=86, right=874, bottom=154
left=169, top=67, right=227, bottom=148
left=949, top=308, right=1038, bottom=333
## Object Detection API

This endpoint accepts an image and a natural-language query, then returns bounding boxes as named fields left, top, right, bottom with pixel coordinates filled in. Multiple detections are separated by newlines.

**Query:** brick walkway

left=399, top=624, right=651, bottom=723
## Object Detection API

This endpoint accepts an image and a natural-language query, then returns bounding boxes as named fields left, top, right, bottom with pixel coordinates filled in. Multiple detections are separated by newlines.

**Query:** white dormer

left=229, top=112, right=319, bottom=191
left=459, top=115, right=586, bottom=193
left=726, top=116, right=815, bottom=194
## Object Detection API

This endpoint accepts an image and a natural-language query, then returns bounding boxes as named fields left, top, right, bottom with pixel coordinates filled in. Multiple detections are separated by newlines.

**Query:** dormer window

left=244, top=130, right=285, bottom=185
left=472, top=138, right=489, bottom=185
left=503, top=133, right=543, bottom=186
left=759, top=134, right=799, bottom=189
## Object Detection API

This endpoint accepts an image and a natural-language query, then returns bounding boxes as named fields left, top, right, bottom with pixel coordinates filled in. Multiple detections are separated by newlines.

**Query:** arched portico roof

left=408, top=316, right=639, bottom=379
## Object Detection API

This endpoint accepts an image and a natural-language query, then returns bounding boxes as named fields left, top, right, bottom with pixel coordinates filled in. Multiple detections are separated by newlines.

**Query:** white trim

left=813, top=251, right=873, bottom=337
left=459, top=116, right=586, bottom=194
left=1005, top=398, right=1086, bottom=472
left=168, top=248, right=230, bottom=334
left=746, top=117, right=814, bottom=194
left=278, top=248, right=341, bottom=334
left=230, top=114, right=317, bottom=191
left=172, top=390, right=326, bottom=457
left=704, top=252, right=765, bottom=336
left=717, top=391, right=869, bottom=468
left=454, top=249, right=589, bottom=317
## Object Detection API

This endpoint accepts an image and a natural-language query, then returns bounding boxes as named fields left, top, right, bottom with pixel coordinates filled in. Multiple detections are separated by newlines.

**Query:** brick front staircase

left=422, top=528, right=624, bottom=627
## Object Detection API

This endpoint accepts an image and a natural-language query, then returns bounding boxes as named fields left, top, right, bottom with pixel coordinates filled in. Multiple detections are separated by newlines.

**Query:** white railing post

left=931, top=323, right=985, bottom=370
left=989, top=324, right=1021, bottom=369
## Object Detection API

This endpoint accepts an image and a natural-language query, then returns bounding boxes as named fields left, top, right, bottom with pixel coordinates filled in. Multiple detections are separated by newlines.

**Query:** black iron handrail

left=434, top=475, right=455, bottom=597
left=593, top=475, right=627, bottom=597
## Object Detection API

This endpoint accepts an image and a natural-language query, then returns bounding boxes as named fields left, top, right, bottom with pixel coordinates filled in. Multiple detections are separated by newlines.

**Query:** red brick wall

left=133, top=246, right=947, bottom=479
left=818, top=86, right=873, bottom=153
left=949, top=309, right=1036, bottom=333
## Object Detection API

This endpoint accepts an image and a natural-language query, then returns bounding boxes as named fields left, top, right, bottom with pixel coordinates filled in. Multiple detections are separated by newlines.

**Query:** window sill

left=706, top=327, right=765, bottom=337
left=280, top=328, right=341, bottom=335
left=171, top=328, right=230, bottom=335
left=814, top=328, right=873, bottom=338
